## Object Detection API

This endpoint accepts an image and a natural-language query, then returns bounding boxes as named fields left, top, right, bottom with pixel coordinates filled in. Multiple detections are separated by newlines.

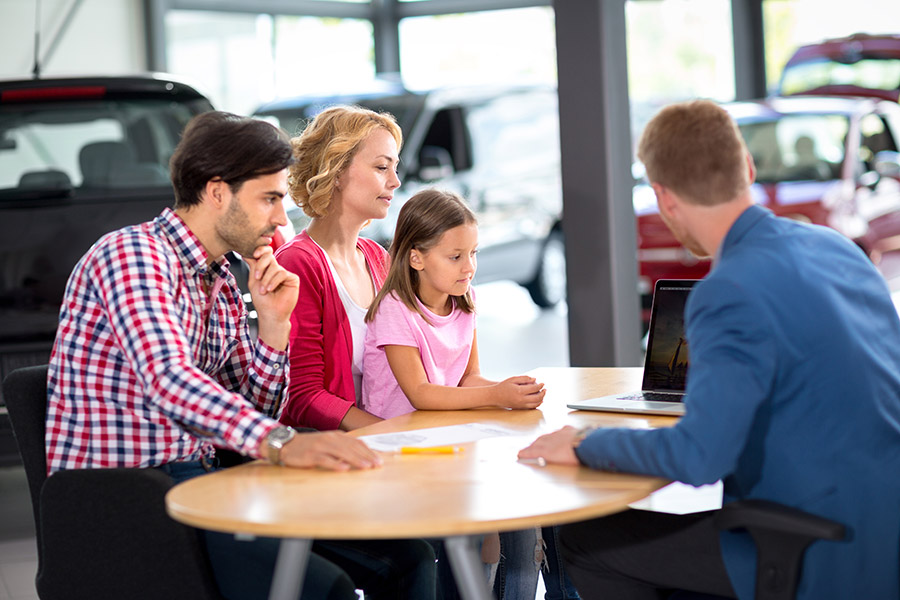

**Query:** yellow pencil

left=398, top=446, right=462, bottom=455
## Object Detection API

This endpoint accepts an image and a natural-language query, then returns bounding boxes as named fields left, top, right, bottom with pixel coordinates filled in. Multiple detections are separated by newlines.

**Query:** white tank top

left=315, top=242, right=373, bottom=405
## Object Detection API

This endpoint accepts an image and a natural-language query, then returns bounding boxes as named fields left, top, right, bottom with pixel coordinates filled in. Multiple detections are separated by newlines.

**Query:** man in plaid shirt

left=46, top=111, right=435, bottom=599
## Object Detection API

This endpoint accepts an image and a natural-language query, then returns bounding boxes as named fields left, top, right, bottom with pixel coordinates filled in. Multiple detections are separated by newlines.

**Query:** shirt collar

left=156, top=207, right=230, bottom=278
left=715, top=204, right=771, bottom=265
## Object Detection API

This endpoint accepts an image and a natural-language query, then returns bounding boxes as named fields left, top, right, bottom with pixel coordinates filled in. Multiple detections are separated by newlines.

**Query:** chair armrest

left=714, top=500, right=845, bottom=600
left=38, top=468, right=222, bottom=600
left=714, top=499, right=845, bottom=541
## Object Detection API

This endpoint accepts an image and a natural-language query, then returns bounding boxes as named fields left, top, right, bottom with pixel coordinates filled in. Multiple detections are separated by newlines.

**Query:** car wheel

left=524, top=230, right=566, bottom=308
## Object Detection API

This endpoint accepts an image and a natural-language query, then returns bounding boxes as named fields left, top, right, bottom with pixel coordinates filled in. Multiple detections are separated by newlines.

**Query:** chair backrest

left=18, top=169, right=73, bottom=190
left=2, top=364, right=49, bottom=553
left=3, top=365, right=224, bottom=599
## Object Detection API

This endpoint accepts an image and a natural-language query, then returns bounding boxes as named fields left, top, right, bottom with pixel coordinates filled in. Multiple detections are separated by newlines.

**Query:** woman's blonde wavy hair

left=288, top=105, right=402, bottom=219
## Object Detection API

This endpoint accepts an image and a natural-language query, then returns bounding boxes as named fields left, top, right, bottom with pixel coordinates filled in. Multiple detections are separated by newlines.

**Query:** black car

left=0, top=74, right=215, bottom=465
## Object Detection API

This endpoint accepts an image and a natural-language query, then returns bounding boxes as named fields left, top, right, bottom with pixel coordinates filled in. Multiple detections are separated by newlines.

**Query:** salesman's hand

left=280, top=431, right=382, bottom=471
left=517, top=426, right=581, bottom=466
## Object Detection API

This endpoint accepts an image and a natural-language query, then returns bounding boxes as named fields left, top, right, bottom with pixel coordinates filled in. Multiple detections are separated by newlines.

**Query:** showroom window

left=763, top=0, right=900, bottom=92
left=165, top=10, right=374, bottom=115
left=398, top=7, right=556, bottom=90
left=625, top=0, right=736, bottom=138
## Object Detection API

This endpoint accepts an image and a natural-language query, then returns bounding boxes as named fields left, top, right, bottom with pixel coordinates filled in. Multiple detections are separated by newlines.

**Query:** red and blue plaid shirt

left=47, top=208, right=285, bottom=473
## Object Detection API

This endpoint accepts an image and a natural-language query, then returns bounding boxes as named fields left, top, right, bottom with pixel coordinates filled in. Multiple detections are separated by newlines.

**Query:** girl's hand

left=494, top=375, right=546, bottom=409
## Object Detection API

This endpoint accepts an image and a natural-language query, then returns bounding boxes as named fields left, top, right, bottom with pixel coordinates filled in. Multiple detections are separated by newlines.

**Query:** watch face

left=269, top=426, right=294, bottom=445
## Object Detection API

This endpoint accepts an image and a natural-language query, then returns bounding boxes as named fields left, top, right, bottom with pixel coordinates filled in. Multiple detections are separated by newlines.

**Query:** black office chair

left=669, top=499, right=845, bottom=600
left=3, top=365, right=224, bottom=600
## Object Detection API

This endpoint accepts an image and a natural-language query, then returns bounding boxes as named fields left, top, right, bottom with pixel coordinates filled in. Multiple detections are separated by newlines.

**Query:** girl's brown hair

left=288, top=105, right=402, bottom=218
left=366, top=189, right=477, bottom=324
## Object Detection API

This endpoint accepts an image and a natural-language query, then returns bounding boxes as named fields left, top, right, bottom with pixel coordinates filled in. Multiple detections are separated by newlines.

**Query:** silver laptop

left=567, top=279, right=698, bottom=416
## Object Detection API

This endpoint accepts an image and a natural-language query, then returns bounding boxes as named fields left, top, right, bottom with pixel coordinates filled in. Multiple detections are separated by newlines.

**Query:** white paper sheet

left=359, top=423, right=520, bottom=452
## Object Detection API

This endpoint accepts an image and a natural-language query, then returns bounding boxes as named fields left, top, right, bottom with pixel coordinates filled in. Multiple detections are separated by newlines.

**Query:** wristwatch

left=572, top=426, right=596, bottom=449
left=264, top=426, right=295, bottom=465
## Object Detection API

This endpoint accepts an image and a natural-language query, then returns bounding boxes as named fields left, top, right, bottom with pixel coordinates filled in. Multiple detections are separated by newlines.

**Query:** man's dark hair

left=169, top=111, right=295, bottom=208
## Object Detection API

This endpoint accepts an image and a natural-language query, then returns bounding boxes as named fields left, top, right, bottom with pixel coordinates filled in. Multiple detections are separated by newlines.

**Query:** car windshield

left=739, top=114, right=849, bottom=183
left=0, top=99, right=199, bottom=198
left=0, top=94, right=206, bottom=347
left=780, top=57, right=900, bottom=96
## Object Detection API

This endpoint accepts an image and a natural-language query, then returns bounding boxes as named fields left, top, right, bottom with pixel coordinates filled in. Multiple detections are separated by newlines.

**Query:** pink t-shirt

left=362, top=292, right=476, bottom=419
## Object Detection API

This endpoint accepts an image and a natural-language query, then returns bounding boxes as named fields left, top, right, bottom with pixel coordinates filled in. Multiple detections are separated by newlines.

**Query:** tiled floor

left=0, top=538, right=37, bottom=600
left=0, top=466, right=37, bottom=600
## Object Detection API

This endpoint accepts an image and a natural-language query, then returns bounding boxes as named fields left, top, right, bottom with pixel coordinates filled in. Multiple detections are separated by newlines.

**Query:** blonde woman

left=276, top=105, right=401, bottom=431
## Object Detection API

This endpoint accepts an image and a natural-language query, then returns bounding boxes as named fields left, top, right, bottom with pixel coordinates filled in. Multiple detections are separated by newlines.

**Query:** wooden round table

left=166, top=367, right=674, bottom=599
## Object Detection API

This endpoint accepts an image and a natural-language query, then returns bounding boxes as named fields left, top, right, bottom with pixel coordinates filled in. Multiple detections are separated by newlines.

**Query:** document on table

left=359, top=423, right=519, bottom=452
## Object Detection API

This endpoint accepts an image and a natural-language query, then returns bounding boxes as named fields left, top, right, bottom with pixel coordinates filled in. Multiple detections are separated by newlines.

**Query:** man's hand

left=280, top=431, right=382, bottom=471
left=243, top=246, right=299, bottom=349
left=518, top=426, right=581, bottom=466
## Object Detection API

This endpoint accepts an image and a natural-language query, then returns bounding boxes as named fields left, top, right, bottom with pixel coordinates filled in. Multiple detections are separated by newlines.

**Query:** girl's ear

left=409, top=248, right=424, bottom=271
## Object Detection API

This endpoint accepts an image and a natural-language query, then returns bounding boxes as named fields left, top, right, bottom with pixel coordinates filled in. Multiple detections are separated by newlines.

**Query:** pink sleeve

left=368, top=294, right=420, bottom=350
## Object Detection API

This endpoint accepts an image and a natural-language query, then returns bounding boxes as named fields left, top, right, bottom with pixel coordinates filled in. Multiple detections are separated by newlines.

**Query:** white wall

left=0, top=0, right=146, bottom=80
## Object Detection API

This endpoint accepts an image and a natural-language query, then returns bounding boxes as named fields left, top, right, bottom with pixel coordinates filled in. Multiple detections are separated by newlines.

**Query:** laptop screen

left=641, top=280, right=698, bottom=393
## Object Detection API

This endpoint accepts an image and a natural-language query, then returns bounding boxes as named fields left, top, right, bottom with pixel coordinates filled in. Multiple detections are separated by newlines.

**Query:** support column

left=731, top=0, right=767, bottom=100
left=372, top=0, right=401, bottom=77
left=553, top=0, right=641, bottom=367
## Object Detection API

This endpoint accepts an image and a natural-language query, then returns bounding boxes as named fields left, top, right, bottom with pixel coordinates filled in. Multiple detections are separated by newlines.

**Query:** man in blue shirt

left=520, top=99, right=900, bottom=599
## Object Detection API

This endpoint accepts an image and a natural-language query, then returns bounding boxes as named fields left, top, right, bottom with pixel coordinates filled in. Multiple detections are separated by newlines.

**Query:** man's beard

left=660, top=211, right=708, bottom=259
left=217, top=198, right=274, bottom=258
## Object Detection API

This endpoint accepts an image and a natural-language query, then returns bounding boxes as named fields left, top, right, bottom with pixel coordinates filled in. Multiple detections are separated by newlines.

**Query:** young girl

left=362, top=189, right=546, bottom=417
left=362, top=188, right=548, bottom=599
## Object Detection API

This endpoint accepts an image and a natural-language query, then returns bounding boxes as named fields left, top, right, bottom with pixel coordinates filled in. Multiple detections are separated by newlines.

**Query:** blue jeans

left=159, top=461, right=436, bottom=600
left=493, top=529, right=541, bottom=599
left=491, top=528, right=580, bottom=599
left=540, top=526, right=580, bottom=600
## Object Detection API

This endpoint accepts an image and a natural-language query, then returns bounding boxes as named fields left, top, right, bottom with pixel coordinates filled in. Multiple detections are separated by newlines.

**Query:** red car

left=635, top=95, right=900, bottom=320
left=777, top=33, right=900, bottom=103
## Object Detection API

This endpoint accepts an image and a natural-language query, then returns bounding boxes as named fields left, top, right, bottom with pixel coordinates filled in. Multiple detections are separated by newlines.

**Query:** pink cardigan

left=274, top=231, right=389, bottom=430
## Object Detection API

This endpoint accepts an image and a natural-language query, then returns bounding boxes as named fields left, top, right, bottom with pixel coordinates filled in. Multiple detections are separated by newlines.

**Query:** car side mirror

left=417, top=146, right=454, bottom=182
left=874, top=150, right=900, bottom=179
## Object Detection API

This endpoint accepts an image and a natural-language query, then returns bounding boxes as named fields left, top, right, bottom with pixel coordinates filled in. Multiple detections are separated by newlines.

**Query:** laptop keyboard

left=618, top=392, right=681, bottom=403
